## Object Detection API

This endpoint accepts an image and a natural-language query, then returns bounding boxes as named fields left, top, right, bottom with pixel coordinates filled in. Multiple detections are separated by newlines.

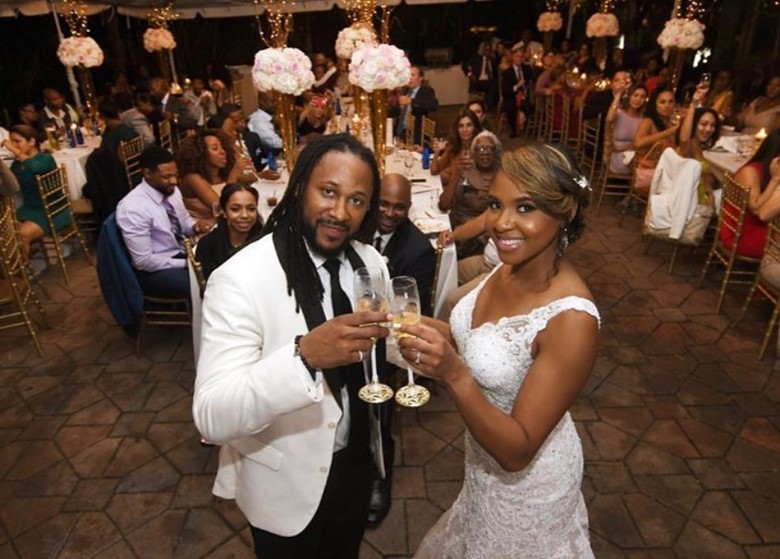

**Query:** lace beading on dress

left=414, top=279, right=599, bottom=559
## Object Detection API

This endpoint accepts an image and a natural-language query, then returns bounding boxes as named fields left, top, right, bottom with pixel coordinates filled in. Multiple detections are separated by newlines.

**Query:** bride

left=396, top=143, right=599, bottom=558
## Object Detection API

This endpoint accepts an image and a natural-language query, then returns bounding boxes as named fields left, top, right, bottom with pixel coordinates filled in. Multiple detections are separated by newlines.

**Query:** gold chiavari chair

left=119, top=135, right=144, bottom=191
left=595, top=119, right=632, bottom=214
left=579, top=116, right=603, bottom=187
left=158, top=119, right=174, bottom=153
left=404, top=112, right=416, bottom=147
left=421, top=116, right=436, bottom=148
left=545, top=93, right=570, bottom=145
left=0, top=200, right=47, bottom=356
left=738, top=215, right=780, bottom=359
left=2, top=198, right=49, bottom=299
left=429, top=244, right=445, bottom=315
left=137, top=294, right=192, bottom=356
left=34, top=165, right=90, bottom=285
left=698, top=174, right=761, bottom=313
left=533, top=94, right=548, bottom=140
left=184, top=238, right=206, bottom=296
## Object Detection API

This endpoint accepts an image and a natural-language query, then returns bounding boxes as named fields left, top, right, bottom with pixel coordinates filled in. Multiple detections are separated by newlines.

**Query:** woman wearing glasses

left=440, top=130, right=502, bottom=259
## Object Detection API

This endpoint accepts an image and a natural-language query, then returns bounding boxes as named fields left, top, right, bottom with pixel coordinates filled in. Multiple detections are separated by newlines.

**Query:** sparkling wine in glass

left=354, top=267, right=394, bottom=404
left=390, top=276, right=430, bottom=408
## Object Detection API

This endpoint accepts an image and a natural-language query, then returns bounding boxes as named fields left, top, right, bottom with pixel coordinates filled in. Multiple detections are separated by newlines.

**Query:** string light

left=345, top=0, right=376, bottom=26
left=599, top=0, right=617, bottom=14
left=545, top=0, right=564, bottom=11
left=255, top=0, right=294, bottom=49
left=61, top=0, right=89, bottom=37
left=677, top=0, right=706, bottom=20
left=148, top=2, right=179, bottom=30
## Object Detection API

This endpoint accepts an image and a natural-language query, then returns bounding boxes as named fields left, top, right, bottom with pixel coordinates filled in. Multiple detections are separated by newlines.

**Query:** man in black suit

left=465, top=41, right=499, bottom=112
left=390, top=66, right=439, bottom=145
left=367, top=173, right=437, bottom=527
left=501, top=46, right=532, bottom=138
left=220, top=104, right=267, bottom=170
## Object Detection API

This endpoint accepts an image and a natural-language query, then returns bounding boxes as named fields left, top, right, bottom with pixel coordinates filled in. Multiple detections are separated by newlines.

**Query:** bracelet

left=294, top=335, right=317, bottom=377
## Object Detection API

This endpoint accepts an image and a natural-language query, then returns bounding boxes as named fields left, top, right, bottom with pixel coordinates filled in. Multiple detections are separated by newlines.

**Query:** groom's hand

left=299, top=311, right=389, bottom=370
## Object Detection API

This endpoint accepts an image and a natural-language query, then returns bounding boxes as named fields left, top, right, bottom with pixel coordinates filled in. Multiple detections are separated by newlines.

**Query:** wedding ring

left=414, top=349, right=421, bottom=365
left=357, top=350, right=365, bottom=363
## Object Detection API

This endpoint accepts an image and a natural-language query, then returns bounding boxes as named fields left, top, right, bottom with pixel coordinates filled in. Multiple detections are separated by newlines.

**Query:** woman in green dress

left=1, top=124, right=71, bottom=254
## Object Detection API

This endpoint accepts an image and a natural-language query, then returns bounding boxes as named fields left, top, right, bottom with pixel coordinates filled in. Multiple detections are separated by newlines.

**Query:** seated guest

left=0, top=158, right=20, bottom=198
left=196, top=183, right=263, bottom=280
left=439, top=130, right=501, bottom=258
left=219, top=104, right=266, bottom=171
left=184, top=77, right=217, bottom=124
left=116, top=146, right=209, bottom=299
left=604, top=47, right=628, bottom=77
left=678, top=87, right=722, bottom=207
left=430, top=107, right=483, bottom=185
left=39, top=88, right=80, bottom=130
left=149, top=77, right=199, bottom=132
left=501, top=46, right=532, bottom=137
left=722, top=130, right=780, bottom=259
left=15, top=103, right=46, bottom=142
left=467, top=99, right=492, bottom=131
left=121, top=92, right=157, bottom=146
left=1, top=124, right=70, bottom=254
left=369, top=173, right=437, bottom=526
left=390, top=66, right=439, bottom=144
left=572, top=42, right=599, bottom=75
left=334, top=57, right=352, bottom=98
left=606, top=84, right=647, bottom=174
left=645, top=66, right=670, bottom=96
left=706, top=70, right=737, bottom=123
left=535, top=53, right=567, bottom=97
left=177, top=129, right=248, bottom=228
left=739, top=74, right=780, bottom=134
left=633, top=86, right=679, bottom=193
left=98, top=98, right=138, bottom=155
left=297, top=94, right=331, bottom=140
left=247, top=91, right=284, bottom=154
left=579, top=70, right=631, bottom=120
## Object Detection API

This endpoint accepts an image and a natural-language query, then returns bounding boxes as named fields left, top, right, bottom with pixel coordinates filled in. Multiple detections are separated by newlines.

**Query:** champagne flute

left=390, top=276, right=430, bottom=408
left=354, top=267, right=394, bottom=404
left=459, top=149, right=472, bottom=187
left=404, top=150, right=416, bottom=178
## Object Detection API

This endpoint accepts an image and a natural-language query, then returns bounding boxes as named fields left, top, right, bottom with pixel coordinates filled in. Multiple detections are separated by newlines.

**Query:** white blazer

left=193, top=234, right=390, bottom=537
left=647, top=147, right=702, bottom=240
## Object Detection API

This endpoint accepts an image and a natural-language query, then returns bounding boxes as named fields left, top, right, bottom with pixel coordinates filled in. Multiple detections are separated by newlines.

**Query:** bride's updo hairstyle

left=500, top=142, right=589, bottom=249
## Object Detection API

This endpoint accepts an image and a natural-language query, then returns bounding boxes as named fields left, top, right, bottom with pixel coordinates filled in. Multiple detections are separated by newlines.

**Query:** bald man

left=40, top=88, right=80, bottom=130
left=368, top=173, right=437, bottom=527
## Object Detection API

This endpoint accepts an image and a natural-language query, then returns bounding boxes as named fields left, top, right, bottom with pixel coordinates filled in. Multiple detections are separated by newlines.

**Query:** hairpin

left=574, top=175, right=590, bottom=190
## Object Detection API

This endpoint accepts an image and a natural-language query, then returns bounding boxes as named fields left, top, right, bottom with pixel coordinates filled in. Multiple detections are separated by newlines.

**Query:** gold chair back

left=429, top=244, right=445, bottom=314
left=34, top=165, right=90, bottom=285
left=697, top=173, right=760, bottom=313
left=0, top=200, right=46, bottom=356
left=405, top=112, right=416, bottom=147
left=739, top=215, right=780, bottom=359
left=158, top=119, right=174, bottom=153
left=595, top=118, right=633, bottom=214
left=421, top=116, right=436, bottom=147
left=119, top=135, right=144, bottom=191
left=580, top=116, right=603, bottom=185
left=184, top=238, right=207, bottom=296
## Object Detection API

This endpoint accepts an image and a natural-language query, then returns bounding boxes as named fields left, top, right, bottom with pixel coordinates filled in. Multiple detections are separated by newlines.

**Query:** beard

left=301, top=218, right=351, bottom=258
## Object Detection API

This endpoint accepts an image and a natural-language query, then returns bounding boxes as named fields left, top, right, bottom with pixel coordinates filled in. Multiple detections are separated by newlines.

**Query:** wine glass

left=354, top=267, right=394, bottom=404
left=404, top=150, right=416, bottom=178
left=390, top=276, right=430, bottom=408
left=393, top=137, right=404, bottom=164
left=459, top=149, right=472, bottom=187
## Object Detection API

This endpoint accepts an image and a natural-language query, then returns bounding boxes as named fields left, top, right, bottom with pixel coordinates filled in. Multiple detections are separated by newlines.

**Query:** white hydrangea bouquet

left=537, top=11, right=563, bottom=33
left=349, top=43, right=411, bottom=92
left=335, top=24, right=377, bottom=61
left=57, top=37, right=104, bottom=68
left=251, top=47, right=315, bottom=95
left=586, top=13, right=619, bottom=38
left=143, top=28, right=177, bottom=52
left=657, top=18, right=705, bottom=50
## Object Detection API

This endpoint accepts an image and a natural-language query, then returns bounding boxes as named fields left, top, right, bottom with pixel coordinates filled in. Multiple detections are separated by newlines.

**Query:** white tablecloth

left=53, top=145, right=95, bottom=201
left=703, top=149, right=747, bottom=182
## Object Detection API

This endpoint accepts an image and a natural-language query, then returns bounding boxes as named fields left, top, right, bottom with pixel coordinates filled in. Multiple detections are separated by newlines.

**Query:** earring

left=558, top=229, right=569, bottom=255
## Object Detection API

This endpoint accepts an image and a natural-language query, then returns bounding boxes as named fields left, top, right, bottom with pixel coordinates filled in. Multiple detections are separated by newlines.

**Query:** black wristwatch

left=294, top=335, right=317, bottom=379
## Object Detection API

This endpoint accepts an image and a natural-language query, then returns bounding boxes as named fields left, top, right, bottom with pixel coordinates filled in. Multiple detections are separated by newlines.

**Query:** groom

left=193, top=134, right=393, bottom=558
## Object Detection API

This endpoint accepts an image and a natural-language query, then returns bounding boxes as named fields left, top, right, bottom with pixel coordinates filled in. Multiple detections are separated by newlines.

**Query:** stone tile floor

left=1, top=200, right=779, bottom=559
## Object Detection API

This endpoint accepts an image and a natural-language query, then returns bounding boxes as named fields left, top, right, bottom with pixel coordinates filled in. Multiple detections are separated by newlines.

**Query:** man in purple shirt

left=116, top=146, right=208, bottom=298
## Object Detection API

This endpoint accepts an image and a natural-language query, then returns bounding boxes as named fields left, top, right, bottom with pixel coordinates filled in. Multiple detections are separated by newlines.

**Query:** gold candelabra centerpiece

left=345, top=0, right=376, bottom=26
left=255, top=0, right=295, bottom=48
left=148, top=2, right=179, bottom=30
left=61, top=0, right=89, bottom=37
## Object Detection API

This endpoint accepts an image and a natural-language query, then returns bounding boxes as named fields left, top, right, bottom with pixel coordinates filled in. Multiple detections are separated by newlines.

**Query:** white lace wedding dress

left=414, top=277, right=599, bottom=559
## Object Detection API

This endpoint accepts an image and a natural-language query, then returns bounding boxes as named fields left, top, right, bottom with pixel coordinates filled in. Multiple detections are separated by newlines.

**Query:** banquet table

left=53, top=139, right=99, bottom=201
left=703, top=149, right=748, bottom=182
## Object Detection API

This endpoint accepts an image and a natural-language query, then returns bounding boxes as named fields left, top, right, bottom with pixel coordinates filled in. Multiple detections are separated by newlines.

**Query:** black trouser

left=250, top=449, right=373, bottom=559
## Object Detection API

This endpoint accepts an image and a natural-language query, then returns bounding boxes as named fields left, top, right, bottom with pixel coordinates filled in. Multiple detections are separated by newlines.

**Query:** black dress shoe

left=366, top=478, right=391, bottom=528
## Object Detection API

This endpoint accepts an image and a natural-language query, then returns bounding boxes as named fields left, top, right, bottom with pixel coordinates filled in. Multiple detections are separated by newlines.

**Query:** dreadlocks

left=261, top=134, right=381, bottom=312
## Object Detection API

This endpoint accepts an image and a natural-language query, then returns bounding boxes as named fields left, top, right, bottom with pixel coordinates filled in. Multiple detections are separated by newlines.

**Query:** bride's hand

left=396, top=322, right=467, bottom=385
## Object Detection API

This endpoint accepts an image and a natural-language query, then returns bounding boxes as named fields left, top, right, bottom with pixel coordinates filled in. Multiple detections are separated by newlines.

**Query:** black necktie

left=162, top=199, right=184, bottom=248
left=374, top=236, right=383, bottom=252
left=323, top=258, right=351, bottom=391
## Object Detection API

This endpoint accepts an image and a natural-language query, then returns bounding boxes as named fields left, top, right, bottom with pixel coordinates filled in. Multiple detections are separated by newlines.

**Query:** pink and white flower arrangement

left=657, top=18, right=705, bottom=50
left=537, top=11, right=563, bottom=33
left=335, top=24, right=377, bottom=61
left=252, top=47, right=315, bottom=96
left=349, top=44, right=411, bottom=92
left=586, top=13, right=619, bottom=38
left=143, top=28, right=177, bottom=52
left=56, top=37, right=104, bottom=68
